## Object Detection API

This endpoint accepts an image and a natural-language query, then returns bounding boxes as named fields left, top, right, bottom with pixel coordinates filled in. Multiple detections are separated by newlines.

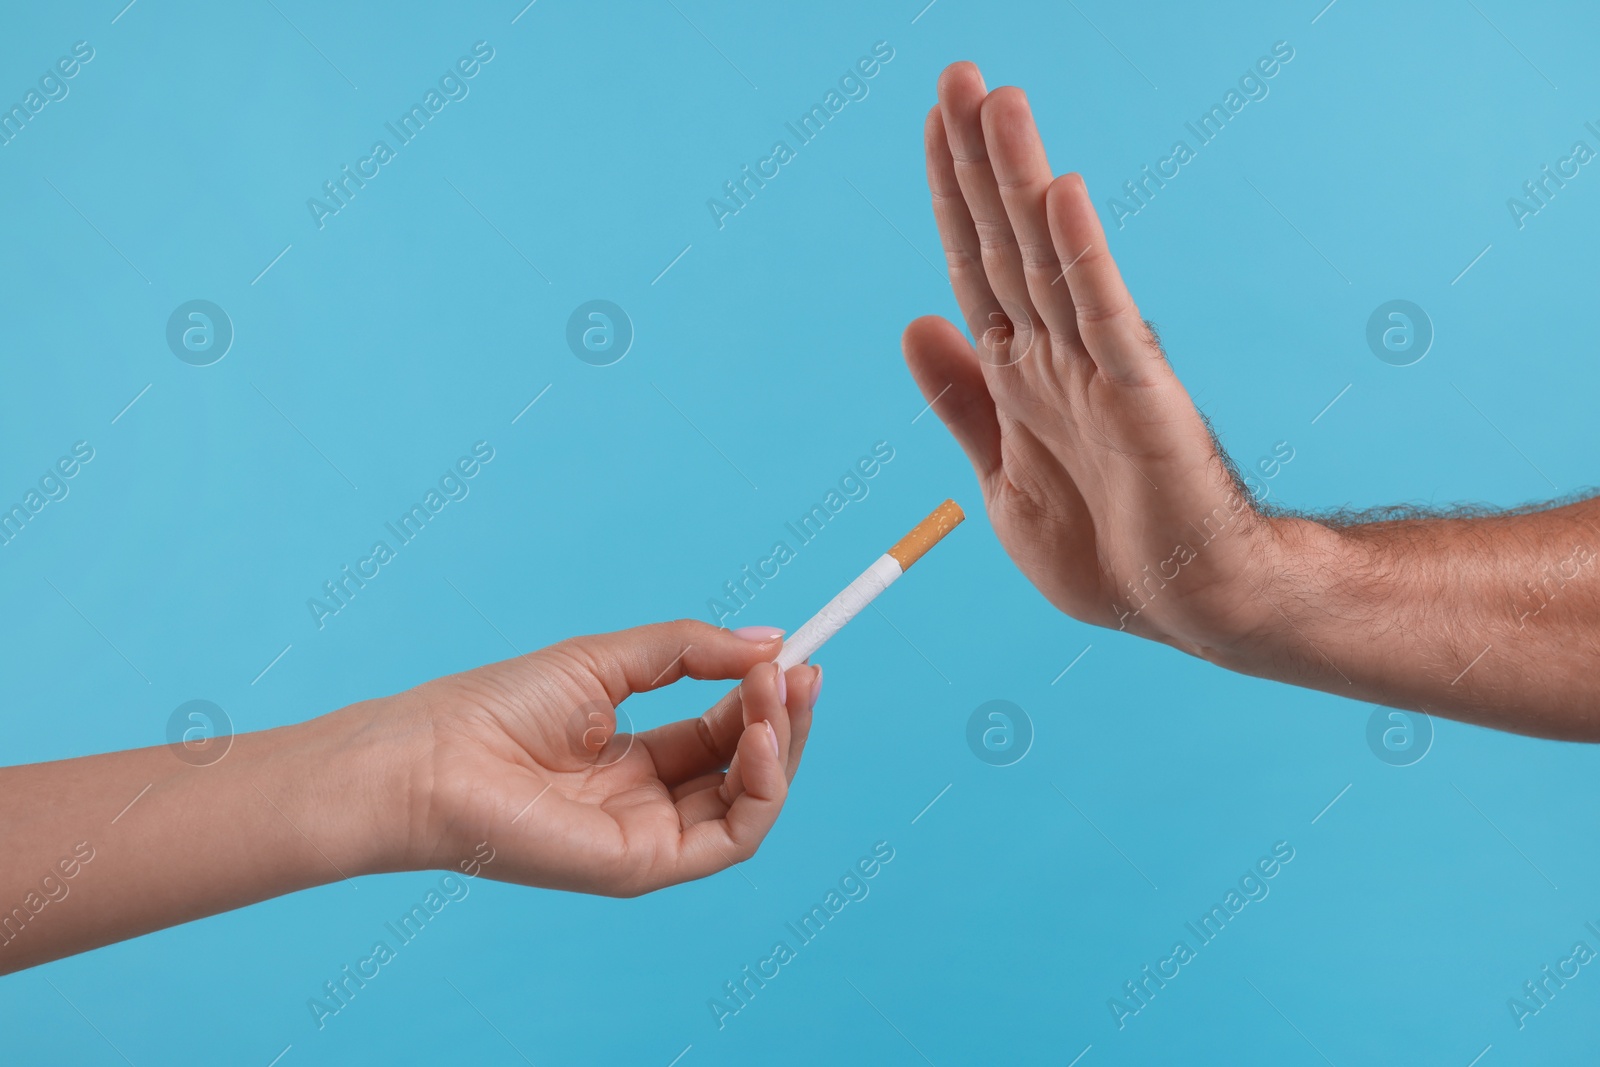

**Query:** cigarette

left=775, top=500, right=964, bottom=671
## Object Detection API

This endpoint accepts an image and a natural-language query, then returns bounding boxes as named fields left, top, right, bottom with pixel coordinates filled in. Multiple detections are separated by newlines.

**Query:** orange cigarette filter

left=887, top=499, right=965, bottom=570
left=774, top=499, right=966, bottom=670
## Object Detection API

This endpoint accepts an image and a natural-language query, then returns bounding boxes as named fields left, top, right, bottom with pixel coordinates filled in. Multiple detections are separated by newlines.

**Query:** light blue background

left=2, top=0, right=1597, bottom=1063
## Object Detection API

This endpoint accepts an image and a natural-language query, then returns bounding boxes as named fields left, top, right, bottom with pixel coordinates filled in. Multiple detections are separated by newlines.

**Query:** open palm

left=903, top=63, right=1290, bottom=657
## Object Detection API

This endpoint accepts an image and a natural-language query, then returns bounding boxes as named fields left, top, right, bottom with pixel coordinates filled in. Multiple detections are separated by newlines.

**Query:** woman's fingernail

left=776, top=665, right=787, bottom=705
left=811, top=666, right=823, bottom=708
left=733, top=626, right=784, bottom=643
left=764, top=721, right=781, bottom=760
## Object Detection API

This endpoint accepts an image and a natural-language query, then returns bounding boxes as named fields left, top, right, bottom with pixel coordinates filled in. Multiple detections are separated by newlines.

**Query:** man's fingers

left=925, top=104, right=1006, bottom=350
left=902, top=315, right=1003, bottom=482
left=980, top=87, right=1081, bottom=348
left=1046, top=173, right=1163, bottom=384
left=550, top=619, right=781, bottom=707
left=938, top=62, right=1040, bottom=368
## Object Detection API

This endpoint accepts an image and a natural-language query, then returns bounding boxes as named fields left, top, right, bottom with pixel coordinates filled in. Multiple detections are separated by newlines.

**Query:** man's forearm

left=1210, top=499, right=1600, bottom=739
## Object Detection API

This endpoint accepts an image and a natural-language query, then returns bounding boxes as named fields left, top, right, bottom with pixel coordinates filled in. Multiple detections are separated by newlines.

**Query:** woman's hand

left=0, top=620, right=818, bottom=974
left=393, top=620, right=821, bottom=896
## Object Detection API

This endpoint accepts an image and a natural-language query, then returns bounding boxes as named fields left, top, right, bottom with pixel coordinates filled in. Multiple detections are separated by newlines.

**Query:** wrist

left=1191, top=513, right=1357, bottom=678
left=272, top=693, right=435, bottom=879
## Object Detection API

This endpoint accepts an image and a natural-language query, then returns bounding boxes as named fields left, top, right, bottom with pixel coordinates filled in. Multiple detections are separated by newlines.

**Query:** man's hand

left=906, top=61, right=1600, bottom=739
left=904, top=62, right=1322, bottom=661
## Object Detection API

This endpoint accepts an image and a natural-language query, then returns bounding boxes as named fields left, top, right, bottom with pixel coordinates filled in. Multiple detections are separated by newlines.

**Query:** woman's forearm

left=0, top=698, right=421, bottom=974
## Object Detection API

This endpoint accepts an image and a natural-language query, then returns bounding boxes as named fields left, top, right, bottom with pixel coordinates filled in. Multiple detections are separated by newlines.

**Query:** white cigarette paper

left=774, top=500, right=964, bottom=671
left=776, top=555, right=902, bottom=670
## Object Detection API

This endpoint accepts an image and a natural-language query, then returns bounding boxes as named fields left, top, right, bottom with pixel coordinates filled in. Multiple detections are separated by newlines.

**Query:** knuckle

left=668, top=617, right=707, bottom=641
left=547, top=639, right=600, bottom=676
left=1017, top=238, right=1058, bottom=273
left=695, top=715, right=722, bottom=762
left=949, top=145, right=990, bottom=169
left=941, top=242, right=983, bottom=276
left=1076, top=297, right=1136, bottom=327
left=992, top=171, right=1041, bottom=194
left=1066, top=244, right=1110, bottom=272
left=974, top=218, right=1017, bottom=253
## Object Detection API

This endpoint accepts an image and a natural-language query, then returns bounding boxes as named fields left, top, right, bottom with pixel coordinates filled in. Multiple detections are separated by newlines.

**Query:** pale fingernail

left=764, top=721, right=781, bottom=760
left=776, top=665, right=787, bottom=705
left=811, top=666, right=823, bottom=708
left=733, top=626, right=784, bottom=643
